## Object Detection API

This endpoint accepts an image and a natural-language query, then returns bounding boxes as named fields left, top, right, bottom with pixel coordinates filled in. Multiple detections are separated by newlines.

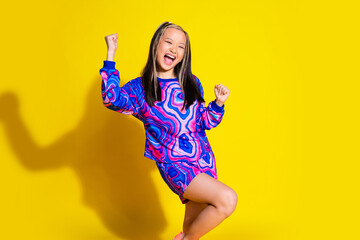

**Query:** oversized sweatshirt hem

left=144, top=152, right=200, bottom=164
left=144, top=152, right=157, bottom=162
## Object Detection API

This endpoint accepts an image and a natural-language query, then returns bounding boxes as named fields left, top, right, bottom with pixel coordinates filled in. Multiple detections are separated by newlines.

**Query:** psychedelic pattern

left=99, top=60, right=225, bottom=164
left=156, top=157, right=217, bottom=204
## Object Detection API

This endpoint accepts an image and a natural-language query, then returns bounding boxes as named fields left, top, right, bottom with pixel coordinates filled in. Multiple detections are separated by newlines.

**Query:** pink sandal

left=173, top=231, right=184, bottom=240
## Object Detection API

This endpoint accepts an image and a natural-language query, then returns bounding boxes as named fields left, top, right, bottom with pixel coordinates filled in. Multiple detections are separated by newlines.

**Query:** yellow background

left=1, top=0, right=359, bottom=239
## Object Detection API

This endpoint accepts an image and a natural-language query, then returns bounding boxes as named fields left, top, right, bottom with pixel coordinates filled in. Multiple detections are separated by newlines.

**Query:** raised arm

left=194, top=75, right=226, bottom=130
left=99, top=61, right=140, bottom=116
left=100, top=33, right=140, bottom=116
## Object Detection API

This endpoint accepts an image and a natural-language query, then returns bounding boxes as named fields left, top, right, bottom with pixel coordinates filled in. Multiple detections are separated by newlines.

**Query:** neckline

left=157, top=76, right=178, bottom=82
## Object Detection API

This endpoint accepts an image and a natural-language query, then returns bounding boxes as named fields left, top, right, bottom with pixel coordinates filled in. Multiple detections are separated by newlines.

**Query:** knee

left=216, top=188, right=238, bottom=218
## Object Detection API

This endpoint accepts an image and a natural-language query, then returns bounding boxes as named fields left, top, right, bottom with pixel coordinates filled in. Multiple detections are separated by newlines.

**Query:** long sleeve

left=99, top=60, right=140, bottom=117
left=194, top=75, right=225, bottom=130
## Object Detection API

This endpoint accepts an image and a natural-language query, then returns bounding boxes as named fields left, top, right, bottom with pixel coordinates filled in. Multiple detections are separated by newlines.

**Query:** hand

left=214, top=84, right=230, bottom=107
left=105, top=33, right=118, bottom=52
left=104, top=33, right=118, bottom=61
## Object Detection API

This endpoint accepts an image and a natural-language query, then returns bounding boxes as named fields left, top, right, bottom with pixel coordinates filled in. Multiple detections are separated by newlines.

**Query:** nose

left=170, top=45, right=176, bottom=54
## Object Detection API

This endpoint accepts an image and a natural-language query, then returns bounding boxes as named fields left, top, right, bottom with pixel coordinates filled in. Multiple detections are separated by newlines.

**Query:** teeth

left=165, top=54, right=175, bottom=59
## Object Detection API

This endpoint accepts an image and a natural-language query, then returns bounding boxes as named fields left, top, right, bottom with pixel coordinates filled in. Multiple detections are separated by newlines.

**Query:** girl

left=100, top=21, right=237, bottom=240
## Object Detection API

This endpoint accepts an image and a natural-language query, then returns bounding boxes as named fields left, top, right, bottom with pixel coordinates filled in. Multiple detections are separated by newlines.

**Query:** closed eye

left=166, top=40, right=184, bottom=49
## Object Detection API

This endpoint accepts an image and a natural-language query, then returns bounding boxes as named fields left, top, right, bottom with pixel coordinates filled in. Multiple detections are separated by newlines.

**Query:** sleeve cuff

left=211, top=100, right=225, bottom=112
left=103, top=60, right=116, bottom=69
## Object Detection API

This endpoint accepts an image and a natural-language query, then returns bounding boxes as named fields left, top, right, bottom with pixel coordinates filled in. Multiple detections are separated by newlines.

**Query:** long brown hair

left=141, top=21, right=204, bottom=110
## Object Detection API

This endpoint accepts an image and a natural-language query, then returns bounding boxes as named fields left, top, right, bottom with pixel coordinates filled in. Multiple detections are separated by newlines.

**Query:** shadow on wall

left=0, top=77, right=166, bottom=240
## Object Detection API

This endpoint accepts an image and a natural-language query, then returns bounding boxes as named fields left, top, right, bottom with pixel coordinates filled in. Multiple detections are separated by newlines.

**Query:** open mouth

left=164, top=54, right=176, bottom=65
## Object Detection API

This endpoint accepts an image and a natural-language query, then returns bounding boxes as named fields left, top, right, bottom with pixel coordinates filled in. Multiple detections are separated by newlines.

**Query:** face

left=156, top=27, right=186, bottom=78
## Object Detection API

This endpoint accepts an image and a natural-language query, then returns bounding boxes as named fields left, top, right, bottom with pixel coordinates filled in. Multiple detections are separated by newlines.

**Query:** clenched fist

left=104, top=33, right=118, bottom=61
left=105, top=33, right=118, bottom=52
left=214, top=84, right=230, bottom=107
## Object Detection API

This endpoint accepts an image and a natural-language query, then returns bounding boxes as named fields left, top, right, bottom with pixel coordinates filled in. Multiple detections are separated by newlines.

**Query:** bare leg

left=183, top=200, right=208, bottom=233
left=182, top=173, right=238, bottom=240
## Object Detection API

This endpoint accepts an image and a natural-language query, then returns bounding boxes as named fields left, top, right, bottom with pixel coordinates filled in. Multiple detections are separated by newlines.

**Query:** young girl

left=100, top=21, right=237, bottom=240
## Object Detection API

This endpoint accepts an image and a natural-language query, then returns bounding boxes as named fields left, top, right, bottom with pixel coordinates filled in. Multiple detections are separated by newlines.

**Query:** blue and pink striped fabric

left=99, top=60, right=225, bottom=164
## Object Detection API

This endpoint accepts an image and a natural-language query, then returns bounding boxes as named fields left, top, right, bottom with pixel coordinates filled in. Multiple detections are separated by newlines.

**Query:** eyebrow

left=165, top=37, right=185, bottom=45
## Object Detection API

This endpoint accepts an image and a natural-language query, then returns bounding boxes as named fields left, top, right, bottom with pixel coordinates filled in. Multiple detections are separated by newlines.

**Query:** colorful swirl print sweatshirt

left=99, top=60, right=225, bottom=164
